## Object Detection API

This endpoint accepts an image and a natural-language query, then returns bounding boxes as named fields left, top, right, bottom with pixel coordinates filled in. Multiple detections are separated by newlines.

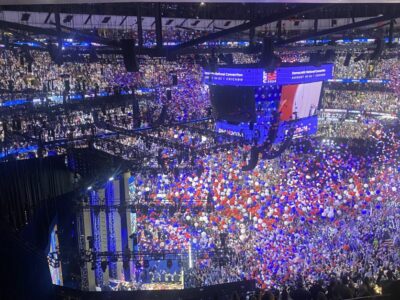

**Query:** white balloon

left=186, top=215, right=191, bottom=221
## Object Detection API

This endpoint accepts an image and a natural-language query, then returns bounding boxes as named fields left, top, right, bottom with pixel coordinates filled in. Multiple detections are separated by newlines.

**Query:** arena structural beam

left=0, top=19, right=60, bottom=37
left=54, top=12, right=63, bottom=57
left=137, top=4, right=143, bottom=48
left=278, top=14, right=398, bottom=46
left=168, top=4, right=329, bottom=53
left=388, top=19, right=395, bottom=46
left=155, top=3, right=163, bottom=49
left=277, top=20, right=282, bottom=39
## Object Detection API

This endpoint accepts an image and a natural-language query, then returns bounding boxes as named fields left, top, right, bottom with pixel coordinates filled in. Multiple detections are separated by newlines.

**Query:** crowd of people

left=122, top=116, right=399, bottom=295
left=1, top=47, right=400, bottom=97
left=1, top=42, right=400, bottom=298
left=322, top=88, right=399, bottom=114
left=332, top=52, right=397, bottom=80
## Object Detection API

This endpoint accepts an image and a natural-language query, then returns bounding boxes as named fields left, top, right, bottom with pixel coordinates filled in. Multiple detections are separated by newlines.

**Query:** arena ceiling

left=2, top=2, right=400, bottom=21
left=1, top=0, right=400, bottom=3
left=0, top=1, right=399, bottom=57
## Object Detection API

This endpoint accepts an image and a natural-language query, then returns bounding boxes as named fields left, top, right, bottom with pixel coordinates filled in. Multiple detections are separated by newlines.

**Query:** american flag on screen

left=263, top=71, right=277, bottom=84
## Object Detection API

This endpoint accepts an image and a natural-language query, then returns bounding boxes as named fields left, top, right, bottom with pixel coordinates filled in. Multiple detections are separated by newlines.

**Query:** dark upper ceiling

left=2, top=3, right=400, bottom=21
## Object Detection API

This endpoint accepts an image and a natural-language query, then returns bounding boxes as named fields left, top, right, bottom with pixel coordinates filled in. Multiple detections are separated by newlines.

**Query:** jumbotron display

left=204, top=64, right=333, bottom=144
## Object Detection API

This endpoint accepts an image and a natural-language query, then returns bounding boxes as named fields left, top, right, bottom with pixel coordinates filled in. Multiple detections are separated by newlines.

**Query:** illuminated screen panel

left=48, top=224, right=63, bottom=286
left=204, top=68, right=264, bottom=86
left=279, top=81, right=322, bottom=121
left=203, top=64, right=333, bottom=86
left=275, top=64, right=333, bottom=85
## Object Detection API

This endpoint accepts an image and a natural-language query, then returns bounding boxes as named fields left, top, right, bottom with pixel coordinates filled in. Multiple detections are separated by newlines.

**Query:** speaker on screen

left=121, top=39, right=139, bottom=72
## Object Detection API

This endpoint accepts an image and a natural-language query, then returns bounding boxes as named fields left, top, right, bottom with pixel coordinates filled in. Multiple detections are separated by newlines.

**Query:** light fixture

left=87, top=186, right=92, bottom=190
left=109, top=177, right=114, bottom=181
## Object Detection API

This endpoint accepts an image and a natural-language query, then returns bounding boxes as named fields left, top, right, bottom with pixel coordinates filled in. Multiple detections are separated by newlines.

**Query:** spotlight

left=87, top=186, right=92, bottom=191
left=109, top=177, right=114, bottom=181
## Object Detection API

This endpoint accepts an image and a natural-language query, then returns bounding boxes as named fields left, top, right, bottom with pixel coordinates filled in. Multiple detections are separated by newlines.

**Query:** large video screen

left=210, top=85, right=256, bottom=124
left=203, top=64, right=333, bottom=86
left=279, top=81, right=322, bottom=122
